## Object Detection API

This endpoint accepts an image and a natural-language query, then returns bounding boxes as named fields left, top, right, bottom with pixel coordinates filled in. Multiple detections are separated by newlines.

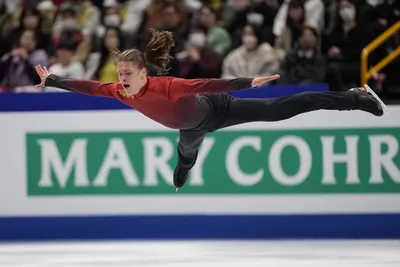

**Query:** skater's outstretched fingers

left=251, top=75, right=280, bottom=87
left=34, top=65, right=51, bottom=89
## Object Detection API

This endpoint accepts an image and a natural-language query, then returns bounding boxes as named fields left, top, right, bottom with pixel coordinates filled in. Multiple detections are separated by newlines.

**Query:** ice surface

left=0, top=240, right=399, bottom=267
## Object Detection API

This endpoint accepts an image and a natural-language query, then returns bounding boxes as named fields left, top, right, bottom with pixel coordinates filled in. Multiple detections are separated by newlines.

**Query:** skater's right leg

left=220, top=87, right=386, bottom=128
left=174, top=130, right=206, bottom=188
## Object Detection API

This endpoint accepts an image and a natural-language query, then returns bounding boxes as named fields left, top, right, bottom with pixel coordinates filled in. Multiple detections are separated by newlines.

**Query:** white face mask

left=188, top=33, right=206, bottom=47
left=246, top=13, right=264, bottom=25
left=62, top=18, right=78, bottom=30
left=339, top=7, right=356, bottom=21
left=104, top=14, right=121, bottom=27
left=367, top=0, right=385, bottom=6
left=242, top=35, right=258, bottom=50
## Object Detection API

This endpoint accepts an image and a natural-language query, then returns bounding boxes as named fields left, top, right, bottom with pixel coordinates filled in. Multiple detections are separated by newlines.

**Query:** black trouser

left=177, top=91, right=359, bottom=169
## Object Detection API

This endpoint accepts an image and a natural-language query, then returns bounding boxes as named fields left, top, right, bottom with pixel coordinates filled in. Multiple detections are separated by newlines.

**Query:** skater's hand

left=34, top=65, right=52, bottom=89
left=251, top=75, right=280, bottom=88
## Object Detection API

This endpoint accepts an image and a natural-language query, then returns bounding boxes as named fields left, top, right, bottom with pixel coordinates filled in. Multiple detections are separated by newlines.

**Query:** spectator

left=273, top=0, right=324, bottom=37
left=139, top=0, right=189, bottom=34
left=325, top=0, right=369, bottom=91
left=52, top=0, right=100, bottom=37
left=0, top=29, right=48, bottom=91
left=51, top=5, right=92, bottom=63
left=274, top=0, right=306, bottom=59
left=222, top=23, right=279, bottom=79
left=93, top=0, right=123, bottom=51
left=178, top=26, right=222, bottom=78
left=0, top=7, right=50, bottom=57
left=85, top=26, right=124, bottom=82
left=277, top=26, right=326, bottom=85
left=136, top=2, right=187, bottom=53
left=120, top=0, right=152, bottom=45
left=197, top=4, right=232, bottom=56
left=226, top=0, right=254, bottom=48
left=49, top=41, right=85, bottom=79
left=253, top=0, right=280, bottom=44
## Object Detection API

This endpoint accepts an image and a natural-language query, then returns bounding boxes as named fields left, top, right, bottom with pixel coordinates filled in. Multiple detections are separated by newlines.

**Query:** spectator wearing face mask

left=93, top=0, right=123, bottom=50
left=0, top=29, right=48, bottom=92
left=51, top=5, right=92, bottom=63
left=226, top=0, right=254, bottom=46
left=277, top=26, right=326, bottom=85
left=222, top=23, right=280, bottom=79
left=52, top=0, right=101, bottom=38
left=178, top=26, right=222, bottom=79
left=85, top=27, right=124, bottom=82
left=324, top=0, right=369, bottom=91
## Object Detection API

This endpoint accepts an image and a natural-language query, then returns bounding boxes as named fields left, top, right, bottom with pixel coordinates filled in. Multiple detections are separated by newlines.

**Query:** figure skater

left=34, top=28, right=387, bottom=190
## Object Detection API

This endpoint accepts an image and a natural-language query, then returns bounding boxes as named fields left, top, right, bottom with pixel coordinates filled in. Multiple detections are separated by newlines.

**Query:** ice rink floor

left=1, top=240, right=399, bottom=267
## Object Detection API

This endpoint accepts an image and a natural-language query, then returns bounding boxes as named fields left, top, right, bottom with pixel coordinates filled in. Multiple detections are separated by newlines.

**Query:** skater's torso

left=113, top=77, right=211, bottom=129
left=44, top=75, right=253, bottom=130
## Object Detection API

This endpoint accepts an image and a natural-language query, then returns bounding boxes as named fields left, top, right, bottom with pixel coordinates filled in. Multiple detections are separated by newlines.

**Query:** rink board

left=0, top=89, right=399, bottom=240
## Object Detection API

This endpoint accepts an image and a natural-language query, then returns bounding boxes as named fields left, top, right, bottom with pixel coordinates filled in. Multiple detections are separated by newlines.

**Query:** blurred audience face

left=234, top=0, right=251, bottom=10
left=160, top=5, right=180, bottom=28
left=288, top=5, right=304, bottom=22
left=56, top=48, right=74, bottom=66
left=339, top=0, right=356, bottom=22
left=199, top=6, right=217, bottom=28
left=242, top=25, right=258, bottom=51
left=298, top=27, right=317, bottom=51
left=104, top=28, right=120, bottom=49
left=22, top=10, right=40, bottom=29
left=19, top=30, right=37, bottom=52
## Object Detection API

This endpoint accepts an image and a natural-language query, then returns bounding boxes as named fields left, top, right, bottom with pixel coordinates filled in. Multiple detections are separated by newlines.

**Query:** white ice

left=0, top=240, right=399, bottom=267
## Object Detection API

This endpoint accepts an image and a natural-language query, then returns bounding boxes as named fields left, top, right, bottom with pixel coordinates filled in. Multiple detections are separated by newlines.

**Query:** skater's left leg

left=174, top=129, right=206, bottom=188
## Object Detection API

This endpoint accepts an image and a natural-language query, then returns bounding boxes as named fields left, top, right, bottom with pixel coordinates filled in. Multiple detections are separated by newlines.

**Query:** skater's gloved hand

left=251, top=75, right=280, bottom=88
left=34, top=65, right=53, bottom=89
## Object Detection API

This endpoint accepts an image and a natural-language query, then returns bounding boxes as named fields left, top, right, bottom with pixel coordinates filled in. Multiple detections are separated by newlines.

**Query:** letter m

left=37, top=139, right=89, bottom=188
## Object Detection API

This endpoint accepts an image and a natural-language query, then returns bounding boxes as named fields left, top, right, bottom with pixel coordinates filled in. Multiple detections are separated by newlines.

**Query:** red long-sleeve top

left=45, top=75, right=254, bottom=129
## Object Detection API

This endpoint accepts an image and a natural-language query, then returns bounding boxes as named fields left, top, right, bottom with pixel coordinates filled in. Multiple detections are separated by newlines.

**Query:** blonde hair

left=110, top=28, right=175, bottom=75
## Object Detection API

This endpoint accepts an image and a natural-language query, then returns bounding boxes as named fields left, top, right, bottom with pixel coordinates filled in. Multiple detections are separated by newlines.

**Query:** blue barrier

left=0, top=84, right=329, bottom=112
left=0, top=214, right=399, bottom=241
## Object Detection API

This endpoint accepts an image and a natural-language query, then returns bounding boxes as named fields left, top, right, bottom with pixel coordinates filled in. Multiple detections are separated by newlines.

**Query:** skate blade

left=176, top=188, right=179, bottom=192
left=364, top=84, right=389, bottom=116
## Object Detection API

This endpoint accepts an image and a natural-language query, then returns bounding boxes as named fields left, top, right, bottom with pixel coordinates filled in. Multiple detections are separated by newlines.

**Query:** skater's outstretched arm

left=168, top=75, right=280, bottom=99
left=34, top=65, right=115, bottom=97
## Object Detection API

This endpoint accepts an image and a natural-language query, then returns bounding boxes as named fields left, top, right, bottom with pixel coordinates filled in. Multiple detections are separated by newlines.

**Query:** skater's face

left=117, top=61, right=147, bottom=91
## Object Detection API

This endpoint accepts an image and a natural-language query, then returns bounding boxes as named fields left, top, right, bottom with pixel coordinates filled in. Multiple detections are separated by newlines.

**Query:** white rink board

left=1, top=106, right=400, bottom=217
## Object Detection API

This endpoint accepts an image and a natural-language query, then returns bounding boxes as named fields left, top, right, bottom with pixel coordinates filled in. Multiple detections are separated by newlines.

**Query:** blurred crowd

left=0, top=0, right=399, bottom=95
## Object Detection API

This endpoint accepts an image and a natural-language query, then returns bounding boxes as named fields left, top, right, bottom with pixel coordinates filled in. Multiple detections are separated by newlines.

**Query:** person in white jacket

left=222, top=23, right=280, bottom=79
left=273, top=0, right=324, bottom=38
